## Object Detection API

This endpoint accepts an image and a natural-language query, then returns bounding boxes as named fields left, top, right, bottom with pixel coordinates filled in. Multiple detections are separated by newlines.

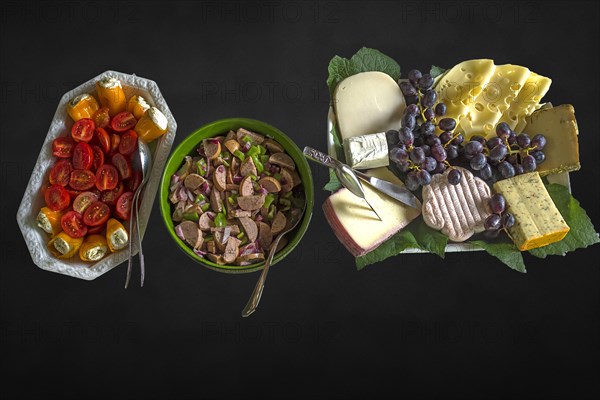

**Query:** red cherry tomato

left=110, top=111, right=137, bottom=132
left=115, top=191, right=134, bottom=220
left=119, top=130, right=138, bottom=155
left=44, top=184, right=70, bottom=211
left=100, top=181, right=124, bottom=206
left=87, top=224, right=106, bottom=234
left=95, top=164, right=119, bottom=191
left=73, top=191, right=100, bottom=214
left=125, top=170, right=142, bottom=193
left=72, top=142, right=94, bottom=170
left=92, top=107, right=110, bottom=129
left=91, top=145, right=105, bottom=172
left=52, top=136, right=75, bottom=158
left=111, top=153, right=132, bottom=180
left=71, top=118, right=95, bottom=142
left=49, top=159, right=73, bottom=187
left=60, top=211, right=88, bottom=238
left=65, top=187, right=83, bottom=198
left=83, top=201, right=111, bottom=227
left=94, top=127, right=111, bottom=154
left=70, top=169, right=96, bottom=191
left=110, top=133, right=121, bottom=155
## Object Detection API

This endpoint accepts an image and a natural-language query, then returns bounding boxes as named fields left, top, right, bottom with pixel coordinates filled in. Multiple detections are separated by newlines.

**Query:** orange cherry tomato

left=91, top=145, right=105, bottom=172
left=73, top=191, right=100, bottom=214
left=119, top=130, right=138, bottom=155
left=92, top=107, right=110, bottom=129
left=94, top=127, right=111, bottom=154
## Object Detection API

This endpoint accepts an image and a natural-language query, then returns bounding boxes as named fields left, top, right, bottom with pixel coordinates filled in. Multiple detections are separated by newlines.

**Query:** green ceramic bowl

left=160, top=118, right=314, bottom=273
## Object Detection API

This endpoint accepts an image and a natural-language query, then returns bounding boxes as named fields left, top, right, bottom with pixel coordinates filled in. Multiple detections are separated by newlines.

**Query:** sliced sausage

left=223, top=237, right=242, bottom=264
left=226, top=166, right=234, bottom=185
left=209, top=188, right=223, bottom=213
left=239, top=175, right=254, bottom=197
left=236, top=128, right=265, bottom=145
left=269, top=153, right=296, bottom=170
left=213, top=231, right=226, bottom=252
left=231, top=157, right=239, bottom=175
left=224, top=139, right=240, bottom=154
left=236, top=253, right=265, bottom=265
left=207, top=253, right=226, bottom=265
left=280, top=168, right=301, bottom=192
left=225, top=184, right=239, bottom=191
left=257, top=221, right=273, bottom=250
left=177, top=220, right=204, bottom=249
left=199, top=211, right=215, bottom=231
left=240, top=156, right=257, bottom=177
left=176, top=156, right=193, bottom=180
left=238, top=216, right=258, bottom=243
left=203, top=139, right=221, bottom=160
left=263, top=138, right=284, bottom=154
left=206, top=240, right=216, bottom=254
left=230, top=209, right=251, bottom=218
left=258, top=176, right=281, bottom=193
left=184, top=173, right=206, bottom=191
left=271, top=211, right=287, bottom=236
left=212, top=164, right=227, bottom=192
left=210, top=225, right=240, bottom=235
left=225, top=130, right=237, bottom=142
left=237, top=194, right=265, bottom=211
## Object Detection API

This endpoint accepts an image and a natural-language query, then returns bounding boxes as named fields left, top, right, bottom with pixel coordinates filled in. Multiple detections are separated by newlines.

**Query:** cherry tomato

left=72, top=142, right=94, bottom=170
left=70, top=169, right=96, bottom=191
left=44, top=184, right=70, bottom=211
left=94, top=127, right=111, bottom=154
left=73, top=191, right=100, bottom=214
left=125, top=170, right=142, bottom=193
left=71, top=118, right=95, bottom=142
left=95, top=164, right=119, bottom=191
left=115, top=191, right=134, bottom=220
left=87, top=224, right=106, bottom=234
left=91, top=145, right=105, bottom=172
left=61, top=211, right=88, bottom=238
left=111, top=153, right=132, bottom=180
left=83, top=201, right=111, bottom=227
left=92, top=107, right=110, bottom=129
left=52, top=136, right=75, bottom=158
left=100, top=181, right=124, bottom=206
left=119, top=130, right=138, bottom=155
left=110, top=133, right=121, bottom=155
left=110, top=111, right=137, bottom=132
left=49, top=159, right=73, bottom=187
left=65, top=187, right=83, bottom=198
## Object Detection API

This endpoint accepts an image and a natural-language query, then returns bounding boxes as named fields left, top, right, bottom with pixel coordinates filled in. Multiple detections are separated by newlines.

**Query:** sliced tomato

left=70, top=169, right=96, bottom=190
left=110, top=111, right=137, bottom=132
left=95, top=164, right=119, bottom=191
left=100, top=181, right=124, bottom=206
left=73, top=191, right=100, bottom=213
left=94, top=127, right=111, bottom=154
left=60, top=211, right=88, bottom=238
left=119, top=130, right=138, bottom=155
left=125, top=170, right=142, bottom=192
left=71, top=118, right=95, bottom=142
left=110, top=133, right=121, bottom=155
left=92, top=107, right=110, bottom=129
left=52, top=136, right=75, bottom=158
left=44, top=184, right=70, bottom=211
left=83, top=201, right=111, bottom=227
left=91, top=145, right=105, bottom=172
left=49, top=159, right=73, bottom=187
left=115, top=191, right=134, bottom=220
left=111, top=153, right=132, bottom=180
left=87, top=224, right=106, bottom=234
left=72, top=142, right=94, bottom=170
left=65, top=187, right=83, bottom=198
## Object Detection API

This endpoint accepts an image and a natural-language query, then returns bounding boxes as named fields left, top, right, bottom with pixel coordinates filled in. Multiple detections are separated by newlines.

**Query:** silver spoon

left=241, top=204, right=305, bottom=317
left=125, top=139, right=152, bottom=288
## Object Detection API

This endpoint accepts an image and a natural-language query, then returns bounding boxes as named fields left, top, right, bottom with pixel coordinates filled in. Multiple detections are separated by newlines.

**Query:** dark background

left=1, top=1, right=599, bottom=399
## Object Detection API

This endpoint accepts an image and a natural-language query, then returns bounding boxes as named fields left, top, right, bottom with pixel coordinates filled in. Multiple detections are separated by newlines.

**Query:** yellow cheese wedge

left=322, top=167, right=421, bottom=257
left=522, top=104, right=580, bottom=176
left=493, top=172, right=569, bottom=251
left=496, top=72, right=552, bottom=131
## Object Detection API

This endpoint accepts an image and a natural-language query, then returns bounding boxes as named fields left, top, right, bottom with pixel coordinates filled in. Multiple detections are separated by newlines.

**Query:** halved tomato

left=72, top=142, right=94, bottom=170
left=83, top=201, right=111, bottom=227
left=71, top=118, right=95, bottom=142
left=94, top=127, right=111, bottom=154
left=52, top=136, right=75, bottom=158
left=88, top=224, right=106, bottom=234
left=44, top=184, right=70, bottom=211
left=119, top=130, right=138, bottom=155
left=92, top=107, right=110, bottom=129
left=110, top=133, right=121, bottom=155
left=61, top=211, right=88, bottom=238
left=65, top=187, right=83, bottom=198
left=73, top=191, right=100, bottom=213
left=115, top=191, right=134, bottom=220
left=100, top=181, right=124, bottom=206
left=110, top=111, right=136, bottom=132
left=91, top=145, right=105, bottom=172
left=70, top=169, right=96, bottom=190
left=125, top=170, right=142, bottom=192
left=95, top=164, right=119, bottom=191
left=49, top=159, right=73, bottom=187
left=111, top=153, right=132, bottom=180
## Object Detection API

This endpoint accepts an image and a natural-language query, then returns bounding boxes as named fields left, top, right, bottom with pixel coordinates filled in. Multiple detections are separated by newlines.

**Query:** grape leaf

left=528, top=184, right=600, bottom=258
left=469, top=240, right=526, bottom=273
left=429, top=65, right=446, bottom=78
left=323, top=169, right=342, bottom=193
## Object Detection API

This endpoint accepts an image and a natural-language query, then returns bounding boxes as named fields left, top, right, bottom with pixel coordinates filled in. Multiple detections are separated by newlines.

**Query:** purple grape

left=408, top=69, right=422, bottom=85
left=484, top=229, right=501, bottom=239
left=405, top=94, right=418, bottom=105
left=446, top=145, right=459, bottom=160
left=507, top=153, right=519, bottom=165
left=400, top=81, right=417, bottom=96
left=417, top=169, right=432, bottom=185
left=447, top=168, right=462, bottom=185
left=488, top=144, right=508, bottom=161
left=418, top=74, right=434, bottom=91
left=423, top=107, right=435, bottom=121
left=405, top=103, right=420, bottom=116
left=489, top=193, right=506, bottom=214
left=426, top=133, right=441, bottom=146
left=531, top=134, right=547, bottom=150
left=385, top=129, right=399, bottom=146
left=479, top=163, right=493, bottom=180
left=389, top=147, right=409, bottom=164
left=451, top=133, right=464, bottom=146
left=464, top=140, right=484, bottom=155
left=514, top=163, right=524, bottom=175
left=502, top=213, right=515, bottom=229
left=484, top=214, right=502, bottom=231
left=405, top=171, right=420, bottom=191
left=421, top=156, right=437, bottom=172
left=470, top=153, right=487, bottom=170
left=496, top=122, right=511, bottom=139
left=522, top=154, right=537, bottom=172
left=531, top=150, right=545, bottom=164
left=431, top=144, right=447, bottom=162
left=413, top=136, right=425, bottom=147
left=507, top=132, right=517, bottom=146
left=421, top=90, right=437, bottom=108
left=439, top=131, right=453, bottom=144
left=398, top=127, right=414, bottom=146
left=433, top=161, right=447, bottom=174
left=421, top=121, right=436, bottom=136
left=402, top=114, right=416, bottom=130
left=438, top=118, right=457, bottom=131
left=471, top=135, right=487, bottom=145
left=498, top=161, right=515, bottom=178
left=421, top=144, right=431, bottom=157
left=409, top=147, right=425, bottom=164
left=396, top=162, right=410, bottom=173
left=435, top=103, right=447, bottom=116
left=516, top=133, right=531, bottom=148
left=486, top=137, right=503, bottom=149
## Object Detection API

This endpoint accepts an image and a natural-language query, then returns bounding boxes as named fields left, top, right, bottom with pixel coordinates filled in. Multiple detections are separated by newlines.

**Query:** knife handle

left=303, top=146, right=339, bottom=169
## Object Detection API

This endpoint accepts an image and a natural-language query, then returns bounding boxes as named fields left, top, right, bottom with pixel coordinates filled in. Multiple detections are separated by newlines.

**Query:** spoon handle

left=303, top=146, right=340, bottom=169
left=241, top=234, right=280, bottom=317
left=136, top=187, right=145, bottom=287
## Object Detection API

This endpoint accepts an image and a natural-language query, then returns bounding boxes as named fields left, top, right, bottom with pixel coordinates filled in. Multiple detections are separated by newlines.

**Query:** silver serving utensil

left=241, top=204, right=305, bottom=317
left=125, top=139, right=152, bottom=288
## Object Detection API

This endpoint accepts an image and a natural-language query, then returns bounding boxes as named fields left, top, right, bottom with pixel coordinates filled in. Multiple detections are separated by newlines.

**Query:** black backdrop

left=1, top=1, right=599, bottom=399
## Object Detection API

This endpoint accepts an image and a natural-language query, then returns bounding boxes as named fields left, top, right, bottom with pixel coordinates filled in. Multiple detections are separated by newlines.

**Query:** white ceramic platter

left=17, top=71, right=177, bottom=280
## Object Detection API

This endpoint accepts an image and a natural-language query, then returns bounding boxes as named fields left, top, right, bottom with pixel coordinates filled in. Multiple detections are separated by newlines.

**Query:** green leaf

left=429, top=65, right=446, bottom=78
left=330, top=124, right=344, bottom=162
left=470, top=240, right=527, bottom=273
left=412, top=218, right=448, bottom=258
left=323, top=169, right=342, bottom=192
left=528, top=184, right=600, bottom=258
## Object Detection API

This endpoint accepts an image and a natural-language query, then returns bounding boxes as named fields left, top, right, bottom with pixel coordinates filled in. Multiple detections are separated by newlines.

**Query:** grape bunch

left=483, top=193, right=515, bottom=239
left=386, top=69, right=464, bottom=191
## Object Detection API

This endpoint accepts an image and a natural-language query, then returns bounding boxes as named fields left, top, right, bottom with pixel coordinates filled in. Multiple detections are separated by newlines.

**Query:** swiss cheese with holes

left=422, top=167, right=492, bottom=242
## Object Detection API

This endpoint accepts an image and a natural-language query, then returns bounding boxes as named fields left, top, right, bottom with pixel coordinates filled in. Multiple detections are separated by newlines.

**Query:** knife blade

left=352, top=169, right=420, bottom=210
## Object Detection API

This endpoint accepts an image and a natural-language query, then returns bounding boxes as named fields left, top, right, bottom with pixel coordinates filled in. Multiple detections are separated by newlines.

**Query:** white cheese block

left=322, top=168, right=421, bottom=257
left=343, top=132, right=389, bottom=170
left=334, top=71, right=406, bottom=140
